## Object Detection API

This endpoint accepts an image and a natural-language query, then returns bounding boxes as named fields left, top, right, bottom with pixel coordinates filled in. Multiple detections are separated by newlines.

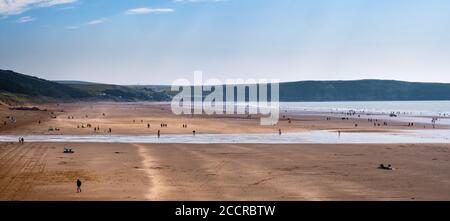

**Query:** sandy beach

left=1, top=102, right=446, bottom=136
left=0, top=102, right=449, bottom=201
left=1, top=142, right=449, bottom=200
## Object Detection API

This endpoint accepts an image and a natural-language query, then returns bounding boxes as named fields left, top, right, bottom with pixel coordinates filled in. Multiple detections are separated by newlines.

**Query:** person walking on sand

left=278, top=129, right=282, bottom=136
left=157, top=130, right=160, bottom=138
left=21, top=137, right=24, bottom=144
left=76, top=179, right=82, bottom=193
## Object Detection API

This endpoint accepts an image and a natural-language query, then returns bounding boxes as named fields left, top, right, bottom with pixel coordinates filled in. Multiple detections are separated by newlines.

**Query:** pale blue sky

left=0, top=0, right=449, bottom=84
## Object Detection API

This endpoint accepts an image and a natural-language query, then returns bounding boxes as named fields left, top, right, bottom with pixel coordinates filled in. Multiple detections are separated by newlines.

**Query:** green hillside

left=64, top=83, right=170, bottom=101
left=0, top=69, right=170, bottom=103
left=0, top=69, right=90, bottom=99
left=2, top=69, right=450, bottom=103
left=279, top=80, right=450, bottom=101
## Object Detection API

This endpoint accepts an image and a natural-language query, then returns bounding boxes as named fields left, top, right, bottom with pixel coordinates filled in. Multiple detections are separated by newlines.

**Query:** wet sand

left=1, top=142, right=449, bottom=200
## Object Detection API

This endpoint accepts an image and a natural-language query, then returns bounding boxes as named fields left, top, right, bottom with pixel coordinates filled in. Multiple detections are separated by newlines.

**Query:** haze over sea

left=281, top=101, right=450, bottom=116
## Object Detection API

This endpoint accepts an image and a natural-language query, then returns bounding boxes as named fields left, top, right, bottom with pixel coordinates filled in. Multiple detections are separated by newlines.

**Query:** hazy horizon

left=1, top=0, right=450, bottom=84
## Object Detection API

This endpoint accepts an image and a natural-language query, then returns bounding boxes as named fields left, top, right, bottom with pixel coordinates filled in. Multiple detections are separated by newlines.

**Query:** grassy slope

left=0, top=70, right=90, bottom=99
left=3, top=69, right=450, bottom=103
left=0, top=70, right=171, bottom=103
left=64, top=83, right=171, bottom=101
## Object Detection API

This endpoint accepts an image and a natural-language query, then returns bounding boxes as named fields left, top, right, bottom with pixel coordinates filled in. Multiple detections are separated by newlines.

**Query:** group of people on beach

left=1, top=116, right=16, bottom=127
left=18, top=137, right=24, bottom=144
left=156, top=123, right=196, bottom=138
left=367, top=118, right=387, bottom=127
left=431, top=118, right=438, bottom=128
left=8, top=116, right=16, bottom=123
left=77, top=123, right=90, bottom=129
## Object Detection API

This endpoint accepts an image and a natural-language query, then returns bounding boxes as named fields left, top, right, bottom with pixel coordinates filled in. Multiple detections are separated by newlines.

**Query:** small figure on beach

left=147, top=123, right=150, bottom=129
left=157, top=130, right=161, bottom=138
left=108, top=128, right=112, bottom=133
left=278, top=129, right=282, bottom=135
left=378, top=164, right=394, bottom=170
left=76, top=179, right=82, bottom=193
left=193, top=130, right=196, bottom=136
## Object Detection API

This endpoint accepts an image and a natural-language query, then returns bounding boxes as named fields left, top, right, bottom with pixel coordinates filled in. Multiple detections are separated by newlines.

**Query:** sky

left=0, top=0, right=449, bottom=85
